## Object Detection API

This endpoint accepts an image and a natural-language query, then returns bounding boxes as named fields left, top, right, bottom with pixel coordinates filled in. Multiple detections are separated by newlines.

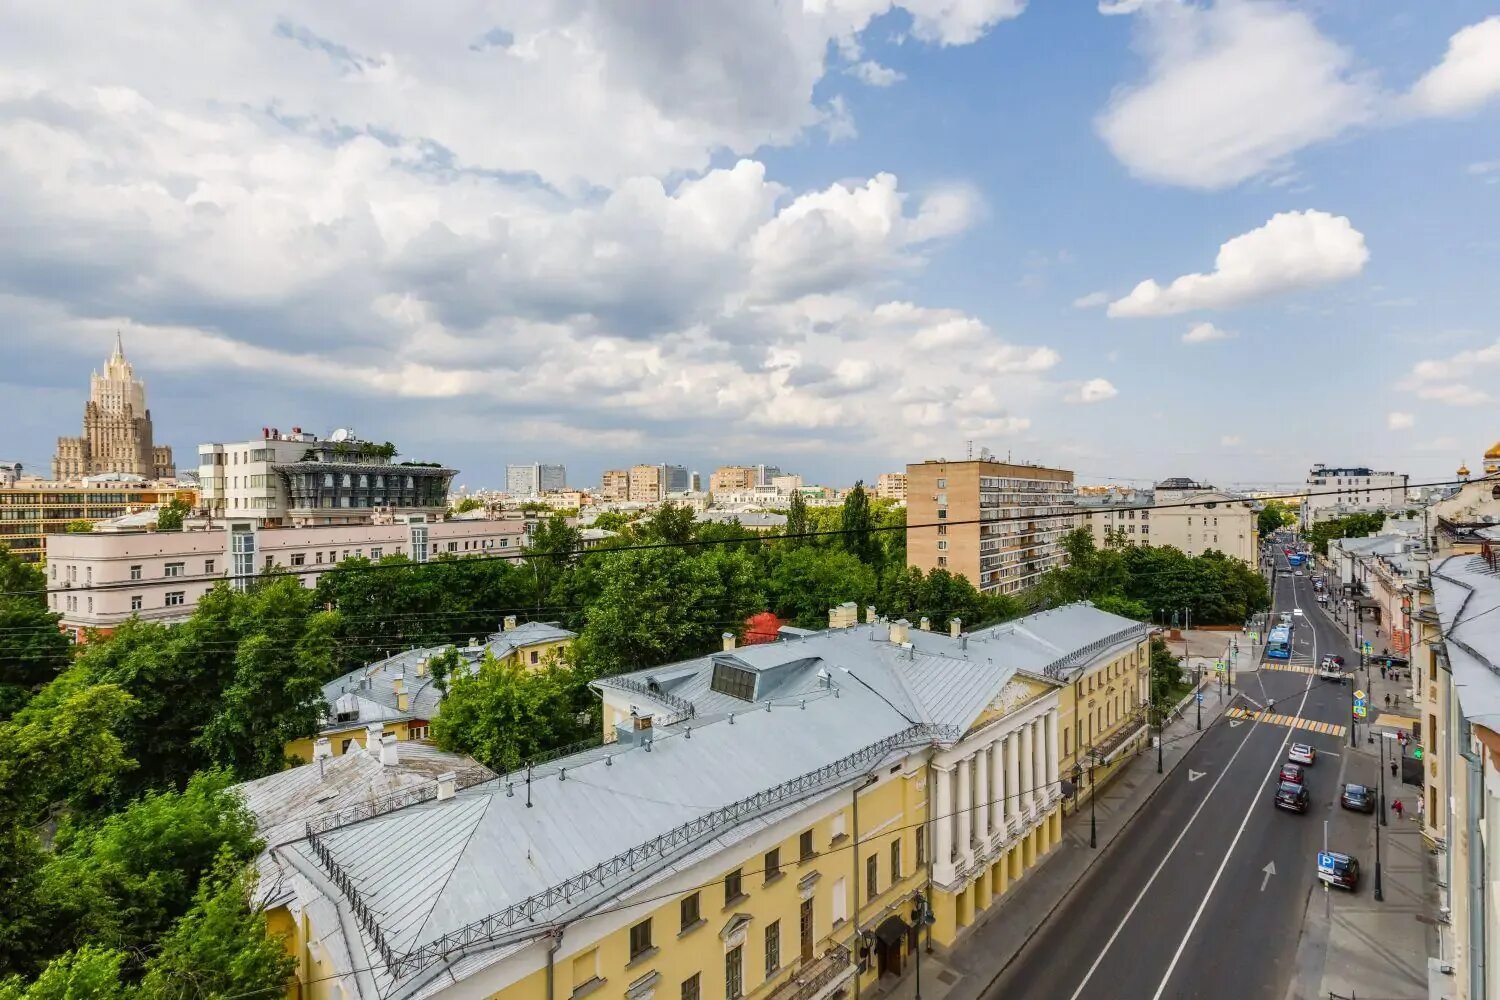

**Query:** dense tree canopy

left=1256, top=499, right=1296, bottom=537
left=1306, top=511, right=1387, bottom=555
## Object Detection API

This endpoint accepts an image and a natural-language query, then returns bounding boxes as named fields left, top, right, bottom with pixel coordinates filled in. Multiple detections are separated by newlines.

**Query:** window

left=937, top=508, right=947, bottom=519
left=724, top=869, right=744, bottom=905
left=204, top=559, right=215, bottom=575
left=291, top=553, right=306, bottom=567
left=937, top=540, right=948, bottom=550
left=936, top=478, right=947, bottom=488
left=680, top=892, right=701, bottom=932
left=764, top=848, right=781, bottom=881
left=628, top=919, right=653, bottom=961
left=371, top=547, right=383, bottom=560
left=764, top=921, right=781, bottom=976
left=165, top=591, right=186, bottom=607
left=163, top=562, right=184, bottom=578
left=130, top=564, right=142, bottom=580
left=130, top=595, right=142, bottom=611
left=831, top=877, right=847, bottom=924
left=890, top=839, right=901, bottom=881
left=915, top=828, right=924, bottom=869
left=681, top=974, right=699, bottom=1000
left=937, top=557, right=947, bottom=568
left=937, top=524, right=947, bottom=535
left=799, top=830, right=814, bottom=861
left=571, top=949, right=599, bottom=992
left=865, top=854, right=878, bottom=899
left=530, top=650, right=540, bottom=665
left=315, top=552, right=323, bottom=565
left=710, top=661, right=756, bottom=702
left=725, top=946, right=743, bottom=1000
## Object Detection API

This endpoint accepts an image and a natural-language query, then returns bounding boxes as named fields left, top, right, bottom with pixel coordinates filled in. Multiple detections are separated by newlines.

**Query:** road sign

left=1413, top=745, right=1424, bottom=760
left=1353, top=705, right=1367, bottom=719
left=1196, top=693, right=1205, bottom=704
left=1317, top=851, right=1335, bottom=871
left=1354, top=689, right=1366, bottom=701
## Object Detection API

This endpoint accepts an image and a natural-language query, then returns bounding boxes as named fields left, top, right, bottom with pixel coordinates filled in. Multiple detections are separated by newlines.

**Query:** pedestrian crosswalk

left=1226, top=706, right=1347, bottom=738
left=1261, top=662, right=1317, bottom=675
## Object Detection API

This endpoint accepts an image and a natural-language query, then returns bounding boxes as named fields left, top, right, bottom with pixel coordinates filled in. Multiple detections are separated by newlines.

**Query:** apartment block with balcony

left=906, top=459, right=1076, bottom=595
left=0, top=475, right=198, bottom=563
left=600, top=469, right=631, bottom=502
left=1077, top=484, right=1259, bottom=564
left=711, top=465, right=758, bottom=494
left=876, top=473, right=907, bottom=502
left=1301, top=464, right=1409, bottom=528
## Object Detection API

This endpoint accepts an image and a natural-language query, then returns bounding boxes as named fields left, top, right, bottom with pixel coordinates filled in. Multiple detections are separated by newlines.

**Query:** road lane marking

left=1147, top=673, right=1316, bottom=1000
left=1260, top=861, right=1276, bottom=892
left=1063, top=704, right=1265, bottom=1000
left=1188, top=769, right=1206, bottom=782
left=1226, top=707, right=1347, bottom=739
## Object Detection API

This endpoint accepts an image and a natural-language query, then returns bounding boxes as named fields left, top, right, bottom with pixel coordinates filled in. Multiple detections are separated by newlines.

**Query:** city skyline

left=3, top=2, right=1498, bottom=488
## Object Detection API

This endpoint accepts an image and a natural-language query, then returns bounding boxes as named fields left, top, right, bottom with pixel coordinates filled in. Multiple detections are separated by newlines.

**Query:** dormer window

left=711, top=660, right=757, bottom=701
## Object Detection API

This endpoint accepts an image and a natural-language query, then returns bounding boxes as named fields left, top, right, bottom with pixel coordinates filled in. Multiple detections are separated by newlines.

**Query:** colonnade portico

left=929, top=705, right=1062, bottom=920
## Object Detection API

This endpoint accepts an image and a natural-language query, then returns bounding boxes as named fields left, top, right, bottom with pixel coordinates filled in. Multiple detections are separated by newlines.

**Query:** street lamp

left=910, top=895, right=935, bottom=999
left=1373, top=767, right=1385, bottom=902
left=1195, top=664, right=1201, bottom=731
left=1088, top=756, right=1098, bottom=848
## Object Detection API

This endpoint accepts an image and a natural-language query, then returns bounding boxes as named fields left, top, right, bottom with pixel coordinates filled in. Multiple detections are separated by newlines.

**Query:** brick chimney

left=503, top=615, right=517, bottom=632
left=722, top=632, right=736, bottom=651
left=950, top=618, right=962, bottom=639
left=919, top=617, right=931, bottom=632
left=437, top=771, right=457, bottom=800
left=380, top=733, right=399, bottom=767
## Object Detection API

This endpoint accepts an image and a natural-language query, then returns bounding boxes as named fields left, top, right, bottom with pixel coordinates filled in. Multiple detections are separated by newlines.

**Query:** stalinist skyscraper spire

left=53, top=335, right=175, bottom=480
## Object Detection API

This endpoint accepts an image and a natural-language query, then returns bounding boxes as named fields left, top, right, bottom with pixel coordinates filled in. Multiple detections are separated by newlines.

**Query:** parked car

left=1276, top=782, right=1310, bottom=813
left=1341, top=783, right=1375, bottom=813
left=1317, top=852, right=1360, bottom=890
left=1289, top=743, right=1316, bottom=765
left=1279, top=762, right=1305, bottom=785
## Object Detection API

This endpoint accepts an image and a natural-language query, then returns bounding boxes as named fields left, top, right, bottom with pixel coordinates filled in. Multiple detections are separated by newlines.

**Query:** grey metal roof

left=696, top=511, right=788, bottom=528
left=1431, top=555, right=1500, bottom=731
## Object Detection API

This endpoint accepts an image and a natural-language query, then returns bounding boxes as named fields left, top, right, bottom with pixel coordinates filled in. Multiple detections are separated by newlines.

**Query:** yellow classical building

left=284, top=617, right=577, bottom=762
left=251, top=601, right=1146, bottom=1000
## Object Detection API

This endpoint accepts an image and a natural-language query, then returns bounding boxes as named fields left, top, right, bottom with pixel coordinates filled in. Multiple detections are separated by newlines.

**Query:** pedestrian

left=1393, top=798, right=1404, bottom=820
left=1385, top=693, right=1391, bottom=707
left=1381, top=665, right=1388, bottom=680
left=1390, top=758, right=1398, bottom=779
left=1417, top=797, right=1426, bottom=824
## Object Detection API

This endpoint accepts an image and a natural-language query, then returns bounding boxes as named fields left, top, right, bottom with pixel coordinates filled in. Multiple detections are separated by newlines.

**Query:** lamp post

left=1374, top=770, right=1385, bottom=902
left=1089, top=756, right=1098, bottom=848
left=1195, top=664, right=1202, bottom=731
left=910, top=895, right=934, bottom=1000
left=1379, top=734, right=1388, bottom=827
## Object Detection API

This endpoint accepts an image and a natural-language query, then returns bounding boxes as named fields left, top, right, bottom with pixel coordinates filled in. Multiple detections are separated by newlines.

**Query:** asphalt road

left=987, top=546, right=1362, bottom=1000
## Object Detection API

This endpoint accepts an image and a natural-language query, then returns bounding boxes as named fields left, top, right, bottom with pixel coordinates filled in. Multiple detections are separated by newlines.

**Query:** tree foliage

left=1306, top=511, right=1386, bottom=555
left=1256, top=500, right=1296, bottom=537
left=154, top=499, right=191, bottom=533
left=432, top=653, right=594, bottom=772
left=64, top=520, right=94, bottom=534
left=450, top=496, right=484, bottom=514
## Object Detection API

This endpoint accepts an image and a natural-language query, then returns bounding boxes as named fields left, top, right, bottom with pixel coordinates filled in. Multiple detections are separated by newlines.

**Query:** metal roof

left=1431, top=555, right=1500, bottom=731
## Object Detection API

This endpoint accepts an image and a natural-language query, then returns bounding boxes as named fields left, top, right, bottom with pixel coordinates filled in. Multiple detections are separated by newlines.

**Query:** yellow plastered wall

left=1057, top=640, right=1149, bottom=807
left=502, top=639, right=573, bottom=671
left=284, top=720, right=413, bottom=765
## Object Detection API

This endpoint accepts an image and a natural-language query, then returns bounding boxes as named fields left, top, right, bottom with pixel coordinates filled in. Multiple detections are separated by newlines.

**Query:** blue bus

left=1287, top=553, right=1306, bottom=567
left=1267, top=624, right=1293, bottom=659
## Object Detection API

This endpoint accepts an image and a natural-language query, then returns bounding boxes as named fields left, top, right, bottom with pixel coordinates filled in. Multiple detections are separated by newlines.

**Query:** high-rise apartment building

left=627, top=464, right=662, bottom=503
left=197, top=428, right=454, bottom=527
left=599, top=469, right=630, bottom=501
left=906, top=459, right=1076, bottom=595
left=1301, top=464, right=1408, bottom=528
left=54, top=336, right=175, bottom=480
left=505, top=463, right=566, bottom=496
left=876, top=472, right=907, bottom=502
left=711, top=465, right=757, bottom=493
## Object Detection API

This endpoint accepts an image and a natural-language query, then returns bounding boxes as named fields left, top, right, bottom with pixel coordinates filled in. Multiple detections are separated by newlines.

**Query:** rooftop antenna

left=967, top=439, right=973, bottom=460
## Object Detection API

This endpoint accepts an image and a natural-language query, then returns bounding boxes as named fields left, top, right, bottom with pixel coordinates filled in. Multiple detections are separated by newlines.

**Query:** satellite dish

left=329, top=428, right=351, bottom=442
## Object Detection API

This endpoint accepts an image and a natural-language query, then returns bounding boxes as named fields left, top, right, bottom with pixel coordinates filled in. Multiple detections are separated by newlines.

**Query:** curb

left=970, top=706, right=1227, bottom=995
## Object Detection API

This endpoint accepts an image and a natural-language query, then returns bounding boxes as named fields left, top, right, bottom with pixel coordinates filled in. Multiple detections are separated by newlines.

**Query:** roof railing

left=384, top=722, right=959, bottom=981
left=595, top=676, right=698, bottom=718
left=1041, top=624, right=1150, bottom=679
left=302, top=764, right=495, bottom=839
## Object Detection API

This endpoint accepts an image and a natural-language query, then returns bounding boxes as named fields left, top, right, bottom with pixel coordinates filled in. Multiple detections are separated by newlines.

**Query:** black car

left=1340, top=783, right=1375, bottom=813
left=1318, top=852, right=1360, bottom=891
left=1275, top=781, right=1309, bottom=813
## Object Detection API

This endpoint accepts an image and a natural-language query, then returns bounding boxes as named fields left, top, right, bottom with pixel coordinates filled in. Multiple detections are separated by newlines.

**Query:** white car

left=1292, top=608, right=1304, bottom=616
left=1288, top=743, right=1316, bottom=765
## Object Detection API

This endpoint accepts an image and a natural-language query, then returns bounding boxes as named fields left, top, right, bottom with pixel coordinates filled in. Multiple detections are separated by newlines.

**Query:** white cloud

left=1386, top=411, right=1415, bottom=430
left=1405, top=339, right=1500, bottom=386
left=985, top=346, right=1062, bottom=374
left=1406, top=17, right=1500, bottom=117
left=1096, top=1, right=1376, bottom=189
left=1098, top=0, right=1164, bottom=14
left=1469, top=161, right=1500, bottom=184
left=1107, top=210, right=1369, bottom=317
left=1181, top=321, right=1235, bottom=343
left=1414, top=384, right=1491, bottom=407
left=849, top=60, right=906, bottom=86
left=1067, top=377, right=1118, bottom=403
left=1220, top=434, right=1242, bottom=447
left=1072, top=290, right=1112, bottom=309
left=897, top=0, right=1028, bottom=46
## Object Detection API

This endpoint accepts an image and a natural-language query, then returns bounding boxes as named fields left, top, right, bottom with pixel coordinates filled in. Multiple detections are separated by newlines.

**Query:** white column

left=1018, top=723, right=1034, bottom=816
left=989, top=736, right=1006, bottom=836
left=1046, top=709, right=1060, bottom=797
left=933, top=764, right=955, bottom=884
left=974, top=744, right=991, bottom=845
left=956, top=755, right=974, bottom=869
left=1031, top=718, right=1046, bottom=811
left=1005, top=731, right=1021, bottom=829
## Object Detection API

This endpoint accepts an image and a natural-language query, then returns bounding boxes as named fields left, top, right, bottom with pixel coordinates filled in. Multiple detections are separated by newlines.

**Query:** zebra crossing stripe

left=1223, top=706, right=1347, bottom=738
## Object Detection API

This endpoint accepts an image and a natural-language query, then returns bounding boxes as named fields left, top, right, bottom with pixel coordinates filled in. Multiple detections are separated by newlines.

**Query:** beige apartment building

left=907, top=459, right=1076, bottom=595
left=877, top=472, right=908, bottom=502
left=44, top=517, right=527, bottom=641
left=0, top=475, right=198, bottom=563
left=628, top=464, right=663, bottom=503
left=1077, top=484, right=1259, bottom=563
left=710, top=465, right=757, bottom=493
left=599, top=469, right=630, bottom=501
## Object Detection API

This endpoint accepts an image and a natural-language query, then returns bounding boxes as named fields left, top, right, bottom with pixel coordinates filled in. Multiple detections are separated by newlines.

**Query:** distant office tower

left=876, top=473, right=907, bottom=502
left=755, top=464, right=784, bottom=487
left=505, top=463, right=566, bottom=495
left=690, top=471, right=702, bottom=492
left=54, top=335, right=175, bottom=480
left=659, top=464, right=689, bottom=494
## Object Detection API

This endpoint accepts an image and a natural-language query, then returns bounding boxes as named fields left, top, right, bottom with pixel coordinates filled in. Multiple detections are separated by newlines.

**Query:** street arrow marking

left=1188, top=769, right=1207, bottom=782
left=1261, top=861, right=1276, bottom=892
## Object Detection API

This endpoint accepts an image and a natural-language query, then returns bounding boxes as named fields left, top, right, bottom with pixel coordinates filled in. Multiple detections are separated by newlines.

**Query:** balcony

left=762, top=945, right=853, bottom=1000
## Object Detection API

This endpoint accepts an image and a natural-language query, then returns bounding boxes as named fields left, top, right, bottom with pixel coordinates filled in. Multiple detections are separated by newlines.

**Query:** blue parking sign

left=1317, top=852, right=1335, bottom=872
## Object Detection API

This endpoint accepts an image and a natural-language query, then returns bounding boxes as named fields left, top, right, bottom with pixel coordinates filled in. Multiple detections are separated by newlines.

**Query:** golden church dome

left=1485, top=441, right=1500, bottom=460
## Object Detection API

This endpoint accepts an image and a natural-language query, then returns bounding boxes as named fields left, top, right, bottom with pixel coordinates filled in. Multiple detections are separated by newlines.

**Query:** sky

left=2, top=0, right=1498, bottom=492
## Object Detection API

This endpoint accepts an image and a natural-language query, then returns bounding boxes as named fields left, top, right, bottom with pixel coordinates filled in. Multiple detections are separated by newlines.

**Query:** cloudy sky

left=3, top=0, right=1498, bottom=490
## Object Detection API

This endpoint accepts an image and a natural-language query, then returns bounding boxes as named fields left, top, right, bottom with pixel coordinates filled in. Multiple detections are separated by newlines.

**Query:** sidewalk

left=876, top=667, right=1240, bottom=1000
left=1287, top=599, right=1437, bottom=1000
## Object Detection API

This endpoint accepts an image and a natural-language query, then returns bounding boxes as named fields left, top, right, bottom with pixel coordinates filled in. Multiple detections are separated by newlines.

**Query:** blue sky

left=1, top=0, right=1497, bottom=491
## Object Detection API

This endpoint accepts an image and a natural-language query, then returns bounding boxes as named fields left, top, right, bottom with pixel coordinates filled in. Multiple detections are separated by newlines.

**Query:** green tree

left=136, top=857, right=292, bottom=1000
left=638, top=503, right=695, bottom=546
left=0, top=598, right=72, bottom=718
left=764, top=547, right=876, bottom=629
left=1256, top=500, right=1295, bottom=537
left=432, top=653, right=593, bottom=772
left=785, top=490, right=808, bottom=545
left=0, top=946, right=130, bottom=1000
left=840, top=482, right=874, bottom=564
left=63, top=520, right=94, bottom=534
left=1147, top=637, right=1188, bottom=724
left=0, top=683, right=135, bottom=829
left=0, top=546, right=45, bottom=601
left=155, top=499, right=191, bottom=532
left=526, top=515, right=583, bottom=612
left=450, top=496, right=484, bottom=514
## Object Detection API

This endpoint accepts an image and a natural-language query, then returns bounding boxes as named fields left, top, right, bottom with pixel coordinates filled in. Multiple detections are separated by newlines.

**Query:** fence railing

left=307, top=826, right=398, bottom=974
left=1041, top=624, right=1149, bottom=679
left=596, top=676, right=698, bottom=718
left=385, top=722, right=959, bottom=981
left=302, top=764, right=495, bottom=838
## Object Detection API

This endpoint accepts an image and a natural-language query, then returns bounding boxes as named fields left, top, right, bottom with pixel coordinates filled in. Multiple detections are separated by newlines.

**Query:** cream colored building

left=629, top=465, right=664, bottom=503
left=0, top=476, right=197, bottom=563
left=876, top=473, right=907, bottom=502
left=53, top=336, right=175, bottom=481
left=1078, top=487, right=1258, bottom=563
left=600, top=469, right=630, bottom=502
left=44, top=517, right=527, bottom=641
left=711, top=465, right=758, bottom=493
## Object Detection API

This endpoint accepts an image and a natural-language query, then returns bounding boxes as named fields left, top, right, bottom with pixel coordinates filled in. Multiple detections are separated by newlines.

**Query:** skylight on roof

left=710, top=660, right=756, bottom=702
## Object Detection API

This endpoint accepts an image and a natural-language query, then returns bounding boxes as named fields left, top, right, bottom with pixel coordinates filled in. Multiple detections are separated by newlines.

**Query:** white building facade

left=1301, top=465, right=1408, bottom=528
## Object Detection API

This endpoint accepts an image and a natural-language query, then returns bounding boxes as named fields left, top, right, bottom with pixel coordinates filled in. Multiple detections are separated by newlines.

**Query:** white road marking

left=1063, top=711, right=1266, bottom=1000
left=1146, top=672, right=1315, bottom=1000
left=1188, top=769, right=1206, bottom=782
left=1260, top=860, right=1276, bottom=892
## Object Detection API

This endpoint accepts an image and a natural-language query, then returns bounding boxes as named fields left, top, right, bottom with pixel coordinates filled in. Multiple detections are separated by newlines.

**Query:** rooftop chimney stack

left=829, top=602, right=859, bottom=629
left=950, top=618, right=962, bottom=639
left=919, top=617, right=931, bottom=632
left=380, top=733, right=399, bottom=767
left=437, top=771, right=457, bottom=801
left=365, top=723, right=384, bottom=750
left=415, top=657, right=428, bottom=677
left=890, top=619, right=910, bottom=645
left=312, top=737, right=332, bottom=761
left=722, top=632, right=736, bottom=651
left=503, top=615, right=517, bottom=632
left=865, top=605, right=877, bottom=624
left=392, top=674, right=405, bottom=695
left=397, top=691, right=410, bottom=712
